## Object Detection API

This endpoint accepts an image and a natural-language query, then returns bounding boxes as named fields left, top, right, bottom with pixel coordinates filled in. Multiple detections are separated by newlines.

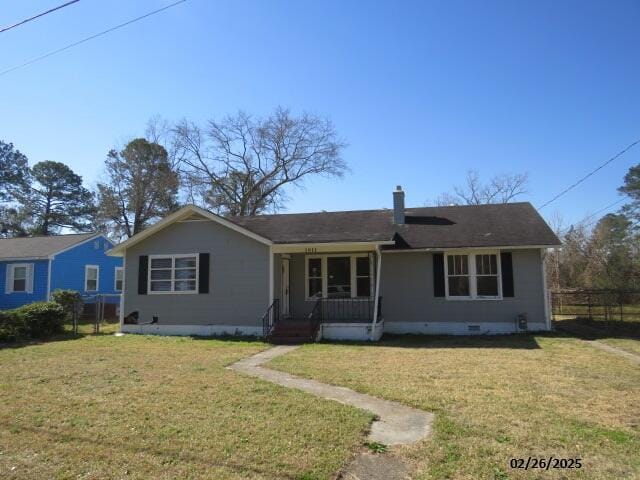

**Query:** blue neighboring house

left=0, top=233, right=122, bottom=310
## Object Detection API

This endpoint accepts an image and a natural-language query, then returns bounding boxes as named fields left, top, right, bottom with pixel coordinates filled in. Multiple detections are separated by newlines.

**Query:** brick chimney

left=393, top=185, right=405, bottom=224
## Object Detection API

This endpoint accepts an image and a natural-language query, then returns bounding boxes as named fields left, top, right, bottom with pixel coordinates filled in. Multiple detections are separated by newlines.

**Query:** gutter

left=381, top=244, right=562, bottom=253
left=0, top=256, right=50, bottom=261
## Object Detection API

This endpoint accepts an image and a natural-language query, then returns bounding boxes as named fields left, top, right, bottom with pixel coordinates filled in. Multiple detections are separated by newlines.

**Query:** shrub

left=50, top=289, right=83, bottom=320
left=16, top=302, right=65, bottom=338
left=0, top=310, right=26, bottom=343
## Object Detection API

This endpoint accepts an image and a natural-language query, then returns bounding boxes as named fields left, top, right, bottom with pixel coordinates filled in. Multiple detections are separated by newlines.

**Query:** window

left=85, top=265, right=99, bottom=291
left=327, top=257, right=351, bottom=298
left=6, top=264, right=32, bottom=293
left=447, top=255, right=470, bottom=297
left=149, top=254, right=198, bottom=294
left=305, top=254, right=373, bottom=299
left=445, top=252, right=501, bottom=300
left=114, top=267, right=124, bottom=291
left=356, top=256, right=371, bottom=297
left=475, top=254, right=499, bottom=297
left=307, top=258, right=322, bottom=298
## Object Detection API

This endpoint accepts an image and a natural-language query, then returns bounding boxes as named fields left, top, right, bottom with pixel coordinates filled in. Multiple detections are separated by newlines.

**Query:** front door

left=281, top=258, right=290, bottom=317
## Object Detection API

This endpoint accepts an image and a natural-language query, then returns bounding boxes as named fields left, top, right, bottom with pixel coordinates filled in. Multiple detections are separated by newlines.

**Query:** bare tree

left=545, top=211, right=565, bottom=291
left=172, top=107, right=348, bottom=216
left=433, top=170, right=529, bottom=206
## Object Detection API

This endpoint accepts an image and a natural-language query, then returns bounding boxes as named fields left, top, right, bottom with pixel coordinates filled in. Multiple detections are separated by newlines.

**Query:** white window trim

left=85, top=265, right=99, bottom=292
left=148, top=254, right=199, bottom=295
left=114, top=266, right=124, bottom=291
left=6, top=263, right=34, bottom=294
left=444, top=250, right=502, bottom=301
left=304, top=253, right=374, bottom=301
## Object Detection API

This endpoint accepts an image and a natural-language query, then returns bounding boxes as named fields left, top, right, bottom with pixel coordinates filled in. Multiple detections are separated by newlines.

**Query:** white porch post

left=370, top=245, right=382, bottom=340
left=268, top=245, right=274, bottom=307
left=119, top=250, right=126, bottom=328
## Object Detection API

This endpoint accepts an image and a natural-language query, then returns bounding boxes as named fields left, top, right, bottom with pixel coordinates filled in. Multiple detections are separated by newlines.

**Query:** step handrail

left=307, top=297, right=323, bottom=341
left=262, top=299, right=280, bottom=338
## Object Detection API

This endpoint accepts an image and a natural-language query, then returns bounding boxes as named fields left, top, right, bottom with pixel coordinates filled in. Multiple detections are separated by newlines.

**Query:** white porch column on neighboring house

left=370, top=246, right=383, bottom=340
left=46, top=258, right=52, bottom=300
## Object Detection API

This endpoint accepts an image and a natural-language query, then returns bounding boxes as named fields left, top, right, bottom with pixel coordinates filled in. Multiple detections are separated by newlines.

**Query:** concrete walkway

left=229, top=345, right=434, bottom=480
left=586, top=340, right=640, bottom=365
left=230, top=345, right=434, bottom=445
left=554, top=323, right=640, bottom=365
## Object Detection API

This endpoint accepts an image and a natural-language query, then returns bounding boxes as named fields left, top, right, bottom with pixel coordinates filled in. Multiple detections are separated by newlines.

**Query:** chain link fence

left=551, top=289, right=640, bottom=322
left=68, top=294, right=121, bottom=334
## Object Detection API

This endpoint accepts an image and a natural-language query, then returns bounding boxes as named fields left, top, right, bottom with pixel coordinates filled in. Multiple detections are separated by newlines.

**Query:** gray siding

left=124, top=220, right=269, bottom=326
left=380, top=249, right=546, bottom=324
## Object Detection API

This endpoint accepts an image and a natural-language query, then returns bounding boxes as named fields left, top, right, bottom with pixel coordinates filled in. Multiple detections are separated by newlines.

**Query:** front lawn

left=268, top=335, right=640, bottom=479
left=0, top=335, right=371, bottom=480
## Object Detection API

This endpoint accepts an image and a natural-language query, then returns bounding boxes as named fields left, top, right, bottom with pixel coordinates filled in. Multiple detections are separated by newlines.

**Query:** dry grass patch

left=0, top=335, right=371, bottom=480
left=268, top=335, right=640, bottom=479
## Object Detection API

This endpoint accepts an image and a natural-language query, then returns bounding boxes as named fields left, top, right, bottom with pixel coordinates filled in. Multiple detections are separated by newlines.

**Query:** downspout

left=541, top=248, right=552, bottom=331
left=370, top=245, right=382, bottom=341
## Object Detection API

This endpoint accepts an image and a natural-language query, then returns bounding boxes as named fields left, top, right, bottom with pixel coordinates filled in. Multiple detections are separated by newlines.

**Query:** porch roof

left=230, top=202, right=560, bottom=249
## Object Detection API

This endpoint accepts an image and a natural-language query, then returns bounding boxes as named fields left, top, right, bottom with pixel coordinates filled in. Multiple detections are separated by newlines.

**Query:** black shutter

left=501, top=252, right=514, bottom=297
left=433, top=253, right=445, bottom=297
left=138, top=255, right=148, bottom=295
left=199, top=253, right=210, bottom=294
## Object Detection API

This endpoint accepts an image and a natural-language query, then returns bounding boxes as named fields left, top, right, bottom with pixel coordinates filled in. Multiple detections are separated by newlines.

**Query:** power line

left=579, top=197, right=627, bottom=226
left=555, top=197, right=627, bottom=235
left=0, top=0, right=81, bottom=34
left=0, top=0, right=187, bottom=77
left=538, top=139, right=640, bottom=210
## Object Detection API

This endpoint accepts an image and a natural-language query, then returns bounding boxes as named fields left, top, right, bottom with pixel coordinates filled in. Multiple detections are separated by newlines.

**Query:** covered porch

left=265, top=241, right=389, bottom=342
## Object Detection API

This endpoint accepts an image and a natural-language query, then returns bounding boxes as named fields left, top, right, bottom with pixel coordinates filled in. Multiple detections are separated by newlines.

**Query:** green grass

left=268, top=335, right=640, bottom=479
left=0, top=335, right=372, bottom=480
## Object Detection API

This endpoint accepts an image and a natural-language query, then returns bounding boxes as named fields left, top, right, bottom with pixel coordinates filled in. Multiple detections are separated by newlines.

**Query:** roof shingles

left=230, top=202, right=560, bottom=248
left=0, top=233, right=97, bottom=259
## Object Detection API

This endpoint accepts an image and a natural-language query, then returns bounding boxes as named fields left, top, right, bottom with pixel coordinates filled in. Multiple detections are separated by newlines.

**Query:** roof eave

left=0, top=256, right=51, bottom=261
left=272, top=240, right=395, bottom=254
left=381, top=243, right=562, bottom=253
left=49, top=233, right=104, bottom=258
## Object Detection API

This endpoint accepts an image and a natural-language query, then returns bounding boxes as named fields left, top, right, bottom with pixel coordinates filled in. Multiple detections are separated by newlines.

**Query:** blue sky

left=1, top=0, right=639, bottom=227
